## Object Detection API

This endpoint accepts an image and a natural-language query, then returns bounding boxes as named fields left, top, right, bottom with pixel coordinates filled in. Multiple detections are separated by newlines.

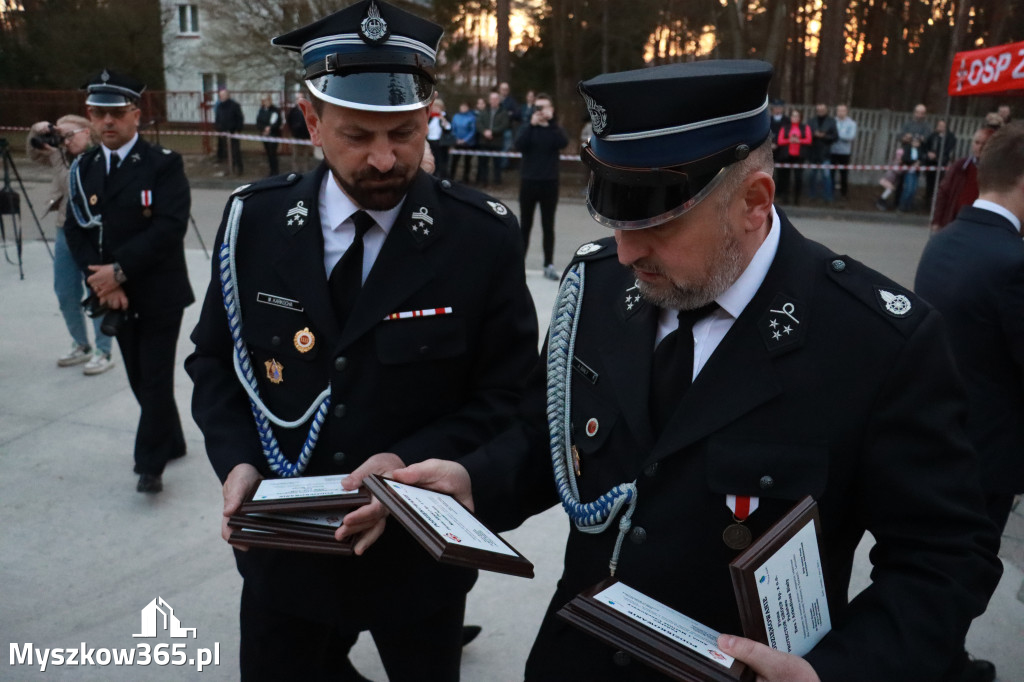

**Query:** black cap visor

left=306, top=70, right=434, bottom=111
left=581, top=143, right=728, bottom=229
left=85, top=92, right=136, bottom=107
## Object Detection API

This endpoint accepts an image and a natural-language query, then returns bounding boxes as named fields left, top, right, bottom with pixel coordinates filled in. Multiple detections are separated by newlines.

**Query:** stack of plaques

left=227, top=474, right=371, bottom=555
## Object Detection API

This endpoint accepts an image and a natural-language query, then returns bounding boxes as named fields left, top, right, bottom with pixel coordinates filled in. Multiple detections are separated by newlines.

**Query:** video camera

left=29, top=125, right=63, bottom=151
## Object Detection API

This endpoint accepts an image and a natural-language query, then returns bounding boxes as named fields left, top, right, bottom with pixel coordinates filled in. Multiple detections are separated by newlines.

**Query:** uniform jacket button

left=441, top=179, right=452, bottom=189
left=760, top=475, right=775, bottom=489
left=629, top=526, right=647, bottom=544
left=831, top=259, right=846, bottom=272
left=332, top=404, right=346, bottom=418
left=333, top=451, right=345, bottom=464
left=334, top=356, right=348, bottom=371
left=644, top=462, right=659, bottom=477
left=271, top=335, right=281, bottom=347
left=613, top=651, right=631, bottom=667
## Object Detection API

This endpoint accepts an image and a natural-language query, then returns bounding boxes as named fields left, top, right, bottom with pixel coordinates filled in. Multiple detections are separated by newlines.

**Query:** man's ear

left=298, top=98, right=321, bottom=147
left=743, top=171, right=775, bottom=233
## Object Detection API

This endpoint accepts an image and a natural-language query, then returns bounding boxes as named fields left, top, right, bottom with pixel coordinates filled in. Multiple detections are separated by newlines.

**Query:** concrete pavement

left=0, top=176, right=1021, bottom=680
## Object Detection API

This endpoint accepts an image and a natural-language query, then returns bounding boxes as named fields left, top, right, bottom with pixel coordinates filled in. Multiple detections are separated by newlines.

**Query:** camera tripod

left=0, top=138, right=53, bottom=280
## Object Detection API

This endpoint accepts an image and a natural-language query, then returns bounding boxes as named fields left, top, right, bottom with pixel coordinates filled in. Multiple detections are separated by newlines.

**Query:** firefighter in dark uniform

left=342, top=61, right=1002, bottom=681
left=64, top=69, right=194, bottom=494
left=185, top=2, right=538, bottom=680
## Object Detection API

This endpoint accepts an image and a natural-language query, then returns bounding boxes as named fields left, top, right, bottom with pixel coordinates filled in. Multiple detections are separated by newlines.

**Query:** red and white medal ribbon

left=384, top=306, right=453, bottom=321
left=141, top=190, right=153, bottom=207
left=726, top=494, right=759, bottom=520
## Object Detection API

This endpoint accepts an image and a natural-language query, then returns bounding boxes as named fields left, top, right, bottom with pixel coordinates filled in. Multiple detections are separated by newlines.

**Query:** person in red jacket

left=776, top=108, right=812, bottom=205
left=931, top=127, right=993, bottom=231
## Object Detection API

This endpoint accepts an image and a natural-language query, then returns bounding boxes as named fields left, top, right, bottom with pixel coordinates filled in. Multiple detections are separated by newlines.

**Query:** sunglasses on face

left=87, top=107, right=137, bottom=120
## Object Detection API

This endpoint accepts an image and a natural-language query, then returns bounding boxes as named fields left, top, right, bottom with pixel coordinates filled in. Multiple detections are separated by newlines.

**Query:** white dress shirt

left=319, top=172, right=402, bottom=281
left=102, top=133, right=139, bottom=174
left=973, top=198, right=1021, bottom=233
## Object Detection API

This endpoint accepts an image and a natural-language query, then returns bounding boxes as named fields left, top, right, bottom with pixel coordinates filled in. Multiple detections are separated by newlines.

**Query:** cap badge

left=265, top=359, right=284, bottom=384
left=294, top=327, right=315, bottom=353
left=575, top=242, right=603, bottom=257
left=581, top=91, right=608, bottom=135
left=360, top=1, right=390, bottom=44
left=487, top=201, right=508, bottom=216
left=286, top=200, right=308, bottom=227
left=410, top=206, right=434, bottom=235
left=100, top=69, right=110, bottom=83
left=876, top=288, right=913, bottom=317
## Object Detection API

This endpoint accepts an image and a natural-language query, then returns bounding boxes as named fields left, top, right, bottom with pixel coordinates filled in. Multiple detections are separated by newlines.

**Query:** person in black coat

left=343, top=60, right=1002, bottom=682
left=214, top=88, right=244, bottom=173
left=64, top=70, right=194, bottom=493
left=255, top=94, right=282, bottom=176
left=516, top=93, right=568, bottom=280
left=185, top=3, right=538, bottom=680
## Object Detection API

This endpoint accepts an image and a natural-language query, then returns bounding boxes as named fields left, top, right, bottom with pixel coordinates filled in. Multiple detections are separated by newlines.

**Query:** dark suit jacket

left=63, top=138, right=194, bottom=317
left=463, top=212, right=1001, bottom=681
left=915, top=205, right=1024, bottom=494
left=186, top=166, right=538, bottom=626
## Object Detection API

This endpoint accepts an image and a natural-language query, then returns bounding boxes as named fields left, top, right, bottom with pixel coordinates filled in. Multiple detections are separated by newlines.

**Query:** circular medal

left=142, top=208, right=152, bottom=218
left=89, top=195, right=98, bottom=206
left=722, top=523, right=752, bottom=550
left=585, top=418, right=599, bottom=437
left=294, top=327, right=315, bottom=353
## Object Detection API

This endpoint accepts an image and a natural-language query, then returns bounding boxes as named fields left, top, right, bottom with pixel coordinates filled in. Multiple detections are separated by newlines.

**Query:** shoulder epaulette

left=232, top=172, right=303, bottom=198
left=824, top=254, right=928, bottom=336
left=437, top=178, right=518, bottom=228
left=569, top=237, right=618, bottom=265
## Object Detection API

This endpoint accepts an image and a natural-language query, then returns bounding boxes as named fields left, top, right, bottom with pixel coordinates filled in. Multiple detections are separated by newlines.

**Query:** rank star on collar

left=286, top=200, right=308, bottom=227
left=410, top=206, right=434, bottom=235
left=129, top=152, right=141, bottom=163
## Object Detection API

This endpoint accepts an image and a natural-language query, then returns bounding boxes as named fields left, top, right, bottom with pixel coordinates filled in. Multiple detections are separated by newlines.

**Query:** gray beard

left=636, top=226, right=745, bottom=310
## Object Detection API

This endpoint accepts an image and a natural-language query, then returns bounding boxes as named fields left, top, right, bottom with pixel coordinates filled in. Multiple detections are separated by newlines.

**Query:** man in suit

left=214, top=88, right=244, bottom=174
left=185, top=2, right=538, bottom=680
left=343, top=60, right=1002, bottom=681
left=915, top=122, right=1024, bottom=682
left=63, top=70, right=193, bottom=494
left=255, top=94, right=282, bottom=176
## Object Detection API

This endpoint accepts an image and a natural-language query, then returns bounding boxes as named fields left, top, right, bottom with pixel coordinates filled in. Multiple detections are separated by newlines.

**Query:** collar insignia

left=286, top=200, right=308, bottom=228
left=130, top=152, right=141, bottom=163
left=876, top=288, right=913, bottom=318
left=575, top=242, right=603, bottom=257
left=360, top=1, right=389, bottom=44
left=621, top=280, right=644, bottom=318
left=410, top=206, right=434, bottom=237
left=487, top=200, right=508, bottom=216
left=760, top=294, right=806, bottom=351
left=581, top=90, right=608, bottom=135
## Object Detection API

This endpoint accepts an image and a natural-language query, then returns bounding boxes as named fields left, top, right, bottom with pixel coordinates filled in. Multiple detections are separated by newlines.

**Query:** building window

left=178, top=5, right=199, bottom=34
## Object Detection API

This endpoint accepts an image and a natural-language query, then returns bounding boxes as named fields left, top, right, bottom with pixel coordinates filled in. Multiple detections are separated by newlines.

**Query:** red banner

left=948, top=40, right=1024, bottom=96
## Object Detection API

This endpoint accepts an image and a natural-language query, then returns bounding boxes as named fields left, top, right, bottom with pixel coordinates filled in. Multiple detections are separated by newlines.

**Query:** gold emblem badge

left=265, top=359, right=283, bottom=384
left=294, top=327, right=315, bottom=353
left=89, top=195, right=98, bottom=206
left=142, top=208, right=152, bottom=218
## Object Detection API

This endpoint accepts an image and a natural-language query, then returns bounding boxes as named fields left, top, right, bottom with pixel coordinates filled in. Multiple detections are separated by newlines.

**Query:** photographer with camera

left=26, top=116, right=115, bottom=375
left=63, top=69, right=194, bottom=494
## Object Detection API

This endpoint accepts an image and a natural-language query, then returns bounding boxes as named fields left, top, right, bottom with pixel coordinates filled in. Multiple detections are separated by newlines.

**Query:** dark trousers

left=217, top=135, right=244, bottom=172
left=449, top=147, right=473, bottom=182
left=116, top=309, right=186, bottom=476
left=476, top=149, right=502, bottom=185
left=830, top=153, right=851, bottom=197
left=778, top=157, right=803, bottom=204
left=428, top=140, right=450, bottom=180
left=262, top=141, right=279, bottom=176
left=240, top=581, right=466, bottom=682
left=520, top=179, right=559, bottom=266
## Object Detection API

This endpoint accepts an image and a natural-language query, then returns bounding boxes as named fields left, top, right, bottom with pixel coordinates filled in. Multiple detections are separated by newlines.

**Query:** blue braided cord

left=219, top=197, right=331, bottom=477
left=68, top=156, right=103, bottom=229
left=546, top=262, right=639, bottom=562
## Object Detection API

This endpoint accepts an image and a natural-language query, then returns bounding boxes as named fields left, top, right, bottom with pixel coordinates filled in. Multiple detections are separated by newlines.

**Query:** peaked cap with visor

left=579, top=60, right=773, bottom=229
left=82, top=69, right=145, bottom=107
left=272, top=0, right=443, bottom=112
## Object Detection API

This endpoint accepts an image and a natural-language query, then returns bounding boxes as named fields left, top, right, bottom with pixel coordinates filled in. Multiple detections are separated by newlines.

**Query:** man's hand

left=222, top=463, right=262, bottom=549
left=338, top=457, right=473, bottom=554
left=87, top=264, right=120, bottom=298
left=717, top=635, right=820, bottom=682
left=99, top=286, right=129, bottom=310
left=336, top=452, right=406, bottom=554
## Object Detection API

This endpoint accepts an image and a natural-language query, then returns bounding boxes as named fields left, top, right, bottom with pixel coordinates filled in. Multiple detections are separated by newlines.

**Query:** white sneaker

left=543, top=264, right=560, bottom=281
left=57, top=343, right=92, bottom=367
left=83, top=352, right=115, bottom=376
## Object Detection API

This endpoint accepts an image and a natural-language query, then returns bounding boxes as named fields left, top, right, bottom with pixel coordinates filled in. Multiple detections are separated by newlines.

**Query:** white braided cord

left=547, top=262, right=638, bottom=575
left=220, top=196, right=331, bottom=477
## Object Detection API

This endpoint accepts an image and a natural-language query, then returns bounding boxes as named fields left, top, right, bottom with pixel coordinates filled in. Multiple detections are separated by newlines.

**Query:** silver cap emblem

left=878, top=289, right=912, bottom=317
left=360, top=1, right=389, bottom=44
left=487, top=201, right=508, bottom=216
left=581, top=90, right=608, bottom=135
left=575, top=243, right=603, bottom=256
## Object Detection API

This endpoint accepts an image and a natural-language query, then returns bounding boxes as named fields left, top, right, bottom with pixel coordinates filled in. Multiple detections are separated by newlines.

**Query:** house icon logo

left=133, top=597, right=197, bottom=639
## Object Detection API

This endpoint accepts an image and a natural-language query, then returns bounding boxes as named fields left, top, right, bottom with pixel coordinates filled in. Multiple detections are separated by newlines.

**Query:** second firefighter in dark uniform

left=185, top=1, right=538, bottom=680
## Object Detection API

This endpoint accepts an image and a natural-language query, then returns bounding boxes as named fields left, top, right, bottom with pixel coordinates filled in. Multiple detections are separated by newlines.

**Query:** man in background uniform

left=64, top=70, right=194, bottom=493
left=344, top=61, right=1002, bottom=681
left=186, top=1, right=537, bottom=680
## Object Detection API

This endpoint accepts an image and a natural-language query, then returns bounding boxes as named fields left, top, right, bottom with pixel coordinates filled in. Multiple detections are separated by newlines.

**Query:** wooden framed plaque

left=363, top=474, right=534, bottom=578
left=238, top=474, right=370, bottom=514
left=729, top=495, right=831, bottom=657
left=227, top=508, right=347, bottom=540
left=227, top=527, right=355, bottom=555
left=557, top=579, right=754, bottom=682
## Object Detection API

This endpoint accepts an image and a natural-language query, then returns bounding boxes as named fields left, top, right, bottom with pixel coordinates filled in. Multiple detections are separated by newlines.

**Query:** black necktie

left=329, top=210, right=375, bottom=329
left=650, top=301, right=719, bottom=434
left=108, top=152, right=119, bottom=175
